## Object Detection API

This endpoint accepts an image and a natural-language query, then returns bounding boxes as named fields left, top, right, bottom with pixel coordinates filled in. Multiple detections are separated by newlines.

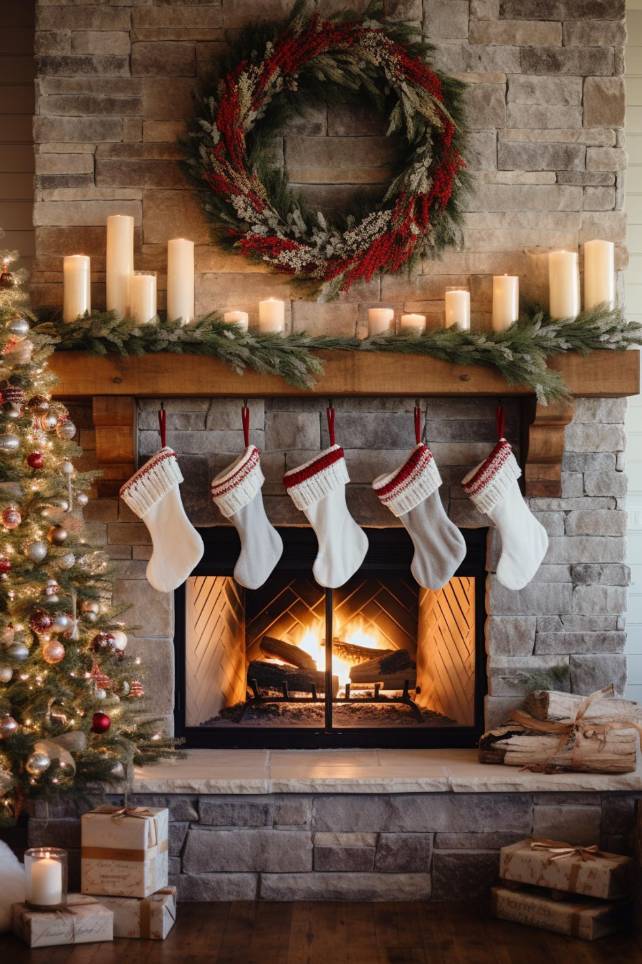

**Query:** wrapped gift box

left=500, top=839, right=633, bottom=900
left=99, top=887, right=176, bottom=940
left=81, top=806, right=168, bottom=898
left=12, top=895, right=113, bottom=948
left=492, top=884, right=628, bottom=941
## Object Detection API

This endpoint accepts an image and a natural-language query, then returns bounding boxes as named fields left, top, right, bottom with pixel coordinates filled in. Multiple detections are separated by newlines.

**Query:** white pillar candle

left=258, top=298, right=285, bottom=333
left=29, top=856, right=63, bottom=906
left=444, top=288, right=471, bottom=330
left=129, top=272, right=157, bottom=325
left=584, top=239, right=615, bottom=311
left=224, top=309, right=249, bottom=331
left=548, top=249, right=580, bottom=319
left=368, top=307, right=394, bottom=336
left=63, top=255, right=91, bottom=322
left=399, top=313, right=426, bottom=335
left=106, top=214, right=134, bottom=318
left=167, top=238, right=194, bottom=324
left=492, top=275, right=519, bottom=332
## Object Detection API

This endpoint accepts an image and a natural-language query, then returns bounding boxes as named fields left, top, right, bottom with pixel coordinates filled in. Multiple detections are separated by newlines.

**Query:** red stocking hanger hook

left=326, top=400, right=336, bottom=446
left=242, top=399, right=250, bottom=448
left=158, top=401, right=167, bottom=449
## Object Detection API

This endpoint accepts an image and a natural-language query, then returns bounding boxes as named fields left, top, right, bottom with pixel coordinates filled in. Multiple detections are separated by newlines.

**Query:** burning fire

left=296, top=619, right=385, bottom=689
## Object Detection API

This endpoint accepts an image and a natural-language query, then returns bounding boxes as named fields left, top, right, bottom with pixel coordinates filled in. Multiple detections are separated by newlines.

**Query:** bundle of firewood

left=479, top=686, right=641, bottom=774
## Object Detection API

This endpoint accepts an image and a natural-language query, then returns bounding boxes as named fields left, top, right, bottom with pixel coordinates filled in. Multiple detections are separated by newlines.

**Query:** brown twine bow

left=92, top=805, right=158, bottom=846
left=530, top=839, right=602, bottom=862
left=507, top=684, right=642, bottom=772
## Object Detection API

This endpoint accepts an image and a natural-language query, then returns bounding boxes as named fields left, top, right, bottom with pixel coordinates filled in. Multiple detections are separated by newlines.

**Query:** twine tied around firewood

left=530, top=840, right=602, bottom=862
left=508, top=684, right=642, bottom=772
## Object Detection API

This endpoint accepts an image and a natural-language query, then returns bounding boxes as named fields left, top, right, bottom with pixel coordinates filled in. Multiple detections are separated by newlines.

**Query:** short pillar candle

left=548, top=249, right=580, bottom=319
left=166, top=238, right=195, bottom=324
left=106, top=214, right=134, bottom=319
left=129, top=272, right=157, bottom=325
left=25, top=848, right=67, bottom=909
left=368, top=307, right=394, bottom=335
left=444, top=288, right=470, bottom=330
left=224, top=309, right=249, bottom=331
left=258, top=298, right=285, bottom=333
left=584, top=239, right=615, bottom=311
left=492, top=275, right=519, bottom=332
left=63, top=255, right=91, bottom=323
left=399, top=313, right=426, bottom=335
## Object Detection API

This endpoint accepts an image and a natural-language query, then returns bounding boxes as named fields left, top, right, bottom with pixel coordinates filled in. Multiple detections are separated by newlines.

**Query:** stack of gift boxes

left=12, top=806, right=176, bottom=948
left=493, top=838, right=634, bottom=941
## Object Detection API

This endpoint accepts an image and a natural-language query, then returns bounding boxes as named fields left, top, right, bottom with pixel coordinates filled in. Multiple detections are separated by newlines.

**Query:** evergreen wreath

left=185, top=2, right=467, bottom=299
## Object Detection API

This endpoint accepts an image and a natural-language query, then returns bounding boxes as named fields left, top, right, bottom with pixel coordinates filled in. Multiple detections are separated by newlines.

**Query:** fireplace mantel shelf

left=50, top=348, right=640, bottom=497
left=132, top=748, right=642, bottom=795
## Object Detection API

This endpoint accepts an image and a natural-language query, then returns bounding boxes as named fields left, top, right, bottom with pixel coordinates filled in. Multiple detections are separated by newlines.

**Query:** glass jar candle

left=25, top=847, right=68, bottom=909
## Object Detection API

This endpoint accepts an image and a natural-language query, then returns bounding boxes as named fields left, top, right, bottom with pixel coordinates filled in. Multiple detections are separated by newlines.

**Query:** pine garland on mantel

left=36, top=304, right=641, bottom=403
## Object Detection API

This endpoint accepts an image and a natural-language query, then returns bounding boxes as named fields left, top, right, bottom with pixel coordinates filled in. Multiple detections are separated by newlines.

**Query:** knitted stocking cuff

left=461, top=440, right=521, bottom=515
left=120, top=447, right=183, bottom=518
left=211, top=445, right=264, bottom=518
left=372, top=443, right=442, bottom=517
left=283, top=444, right=349, bottom=511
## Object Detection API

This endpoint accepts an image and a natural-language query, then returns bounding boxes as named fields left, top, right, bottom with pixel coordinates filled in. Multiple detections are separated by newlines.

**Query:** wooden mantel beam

left=50, top=349, right=639, bottom=498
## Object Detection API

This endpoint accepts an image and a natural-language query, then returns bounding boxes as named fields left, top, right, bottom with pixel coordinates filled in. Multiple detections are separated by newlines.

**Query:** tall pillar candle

left=63, top=255, right=91, bottom=322
left=368, top=307, right=394, bottom=335
left=584, top=239, right=615, bottom=310
left=548, top=249, right=580, bottom=319
left=444, top=288, right=470, bottom=330
left=167, top=238, right=195, bottom=324
left=258, top=298, right=285, bottom=333
left=129, top=272, right=157, bottom=325
left=106, top=215, right=134, bottom=318
left=492, top=275, right=519, bottom=332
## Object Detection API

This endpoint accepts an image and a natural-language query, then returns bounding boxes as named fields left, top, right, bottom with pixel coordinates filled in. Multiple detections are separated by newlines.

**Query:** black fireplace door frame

left=174, top=526, right=487, bottom=749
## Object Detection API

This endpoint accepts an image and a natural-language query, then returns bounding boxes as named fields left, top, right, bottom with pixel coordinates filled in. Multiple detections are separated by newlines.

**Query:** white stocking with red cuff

left=211, top=444, right=283, bottom=590
left=462, top=439, right=548, bottom=590
left=120, top=447, right=204, bottom=593
left=284, top=439, right=368, bottom=589
left=373, top=442, right=466, bottom=589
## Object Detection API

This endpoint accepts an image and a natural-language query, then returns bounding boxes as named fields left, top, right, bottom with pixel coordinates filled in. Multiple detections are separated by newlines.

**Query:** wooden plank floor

left=1, top=901, right=641, bottom=963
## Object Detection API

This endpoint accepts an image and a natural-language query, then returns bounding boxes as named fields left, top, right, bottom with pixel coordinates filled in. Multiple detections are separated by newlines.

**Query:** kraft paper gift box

left=12, top=894, right=113, bottom=948
left=499, top=839, right=633, bottom=900
left=98, top=887, right=176, bottom=940
left=81, top=805, right=169, bottom=898
left=492, top=884, right=628, bottom=941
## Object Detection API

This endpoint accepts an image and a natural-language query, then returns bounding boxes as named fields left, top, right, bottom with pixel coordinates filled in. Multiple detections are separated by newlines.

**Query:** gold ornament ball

left=41, top=639, right=65, bottom=664
left=48, top=525, right=68, bottom=545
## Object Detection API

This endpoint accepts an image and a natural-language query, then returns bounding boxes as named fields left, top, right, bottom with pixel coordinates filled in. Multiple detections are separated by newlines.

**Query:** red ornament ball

left=29, top=609, right=53, bottom=635
left=91, top=631, right=115, bottom=654
left=130, top=680, right=144, bottom=699
left=0, top=557, right=11, bottom=574
left=91, top=711, right=111, bottom=734
left=2, top=507, right=21, bottom=529
left=27, top=451, right=44, bottom=470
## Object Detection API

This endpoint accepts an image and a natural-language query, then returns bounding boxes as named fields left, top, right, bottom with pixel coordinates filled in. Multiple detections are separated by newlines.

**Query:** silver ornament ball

left=7, top=641, right=29, bottom=661
left=94, top=687, right=107, bottom=701
left=76, top=492, right=89, bottom=507
left=26, top=750, right=50, bottom=776
left=26, top=540, right=48, bottom=563
left=0, top=433, right=20, bottom=453
left=62, top=461, right=74, bottom=476
left=56, top=420, right=76, bottom=440
left=59, top=552, right=75, bottom=570
left=8, top=317, right=30, bottom=339
left=111, top=629, right=128, bottom=652
left=52, top=612, right=71, bottom=633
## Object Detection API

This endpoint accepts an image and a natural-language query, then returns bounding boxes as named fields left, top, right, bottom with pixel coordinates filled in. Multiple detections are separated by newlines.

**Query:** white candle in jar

left=167, top=238, right=194, bottom=324
left=258, top=298, right=285, bottom=333
left=106, top=215, right=134, bottom=318
left=368, top=307, right=394, bottom=336
left=583, top=239, right=615, bottom=310
left=129, top=272, right=157, bottom=325
left=548, top=249, right=580, bottom=319
left=29, top=856, right=63, bottom=906
left=63, top=255, right=91, bottom=322
left=444, top=288, right=470, bottom=330
left=492, top=275, right=519, bottom=332
left=399, top=313, right=426, bottom=335
left=224, top=309, right=249, bottom=331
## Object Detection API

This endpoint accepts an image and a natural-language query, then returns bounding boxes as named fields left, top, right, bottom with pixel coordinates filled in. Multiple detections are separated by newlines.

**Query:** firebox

left=174, top=527, right=487, bottom=748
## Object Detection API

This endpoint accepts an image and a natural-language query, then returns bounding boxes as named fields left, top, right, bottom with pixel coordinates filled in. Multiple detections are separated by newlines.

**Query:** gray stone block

left=520, top=45, right=613, bottom=76
left=432, top=852, right=500, bottom=900
left=533, top=805, right=602, bottom=846
left=537, top=614, right=619, bottom=633
left=600, top=796, right=636, bottom=836
left=488, top=656, right=570, bottom=696
left=259, top=872, right=431, bottom=901
left=571, top=564, right=630, bottom=586
left=565, top=510, right=627, bottom=537
left=499, top=141, right=585, bottom=172
left=571, top=585, right=627, bottom=614
left=485, top=616, right=536, bottom=656
left=534, top=631, right=625, bottom=655
left=273, top=798, right=312, bottom=828
left=544, top=537, right=626, bottom=565
left=314, top=832, right=376, bottom=872
left=434, top=832, right=525, bottom=850
left=570, top=654, right=627, bottom=694
left=199, top=799, right=272, bottom=828
left=484, top=695, right=521, bottom=730
left=507, top=74, right=582, bottom=106
left=584, top=471, right=627, bottom=498
left=565, top=424, right=625, bottom=454
left=374, top=833, right=433, bottom=872
left=487, top=579, right=573, bottom=616
left=266, top=412, right=320, bottom=451
left=177, top=873, right=258, bottom=901
left=182, top=828, right=312, bottom=873
left=170, top=822, right=189, bottom=857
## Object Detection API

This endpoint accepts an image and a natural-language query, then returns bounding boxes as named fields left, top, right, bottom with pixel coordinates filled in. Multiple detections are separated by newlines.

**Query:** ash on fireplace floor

left=204, top=701, right=456, bottom=727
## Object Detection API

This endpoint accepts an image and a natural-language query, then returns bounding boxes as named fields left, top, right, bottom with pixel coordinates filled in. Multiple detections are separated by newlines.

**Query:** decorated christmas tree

left=0, top=236, right=175, bottom=823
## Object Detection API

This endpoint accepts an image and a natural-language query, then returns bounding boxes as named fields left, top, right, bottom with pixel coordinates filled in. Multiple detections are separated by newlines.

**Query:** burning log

left=247, top=660, right=338, bottom=697
left=260, top=635, right=317, bottom=671
left=349, top=649, right=415, bottom=683
left=326, top=638, right=396, bottom=666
